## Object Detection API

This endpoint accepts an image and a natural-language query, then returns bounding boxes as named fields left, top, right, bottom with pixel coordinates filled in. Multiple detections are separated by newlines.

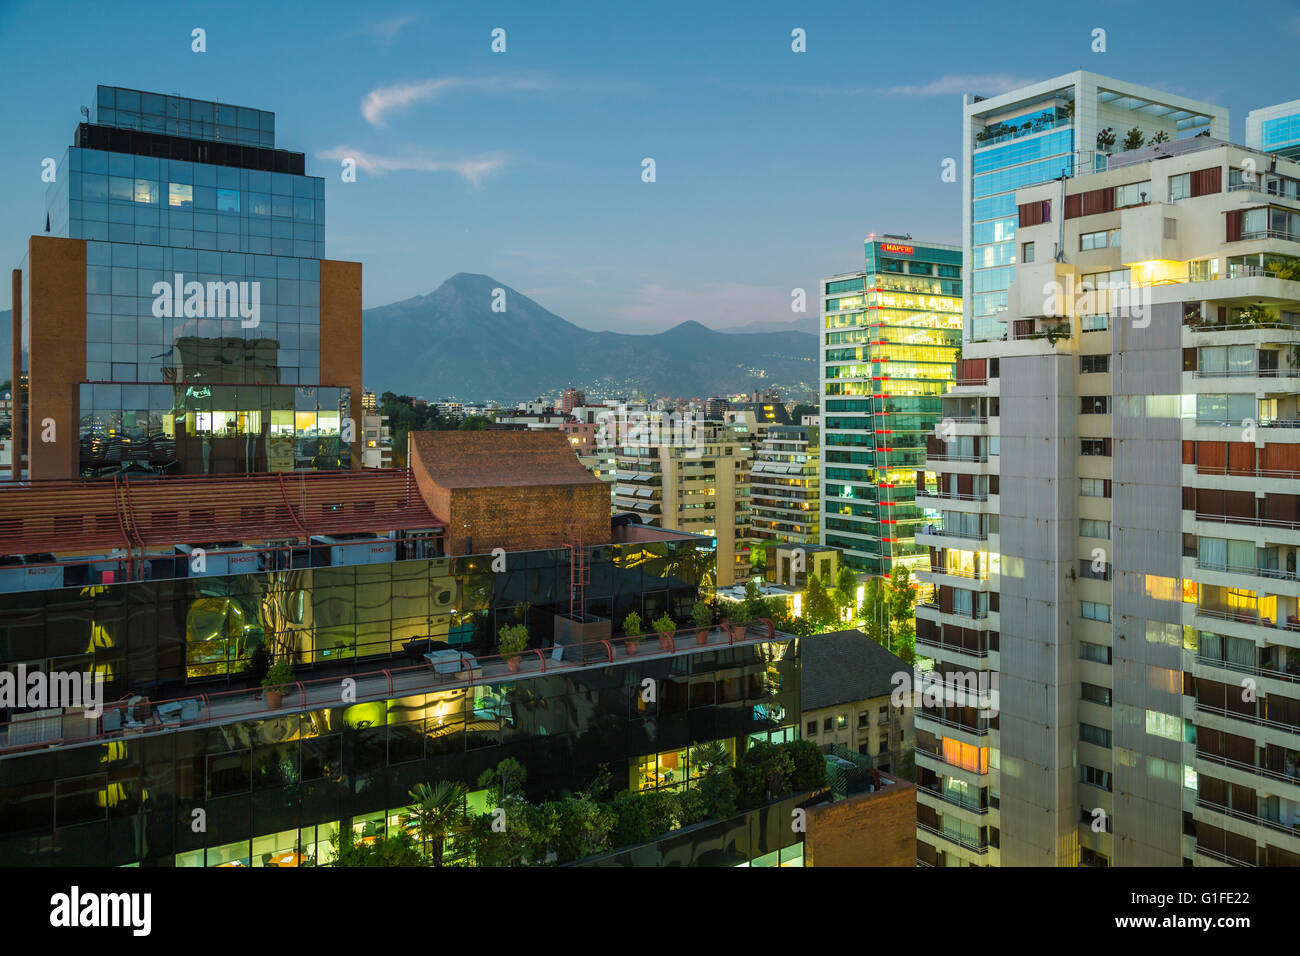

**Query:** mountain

left=715, top=316, right=819, bottom=336
left=363, top=273, right=818, bottom=402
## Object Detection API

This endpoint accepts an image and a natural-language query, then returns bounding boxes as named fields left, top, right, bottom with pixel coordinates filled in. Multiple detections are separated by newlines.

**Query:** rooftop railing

left=0, top=619, right=780, bottom=758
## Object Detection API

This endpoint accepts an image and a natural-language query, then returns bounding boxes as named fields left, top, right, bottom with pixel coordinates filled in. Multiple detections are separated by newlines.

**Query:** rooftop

left=408, top=430, right=604, bottom=489
left=801, top=629, right=909, bottom=710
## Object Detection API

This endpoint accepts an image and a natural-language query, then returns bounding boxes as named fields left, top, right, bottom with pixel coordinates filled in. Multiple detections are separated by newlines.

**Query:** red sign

left=880, top=242, right=913, bottom=255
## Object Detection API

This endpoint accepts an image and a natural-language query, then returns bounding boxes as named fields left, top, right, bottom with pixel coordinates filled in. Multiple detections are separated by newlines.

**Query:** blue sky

left=0, top=0, right=1296, bottom=331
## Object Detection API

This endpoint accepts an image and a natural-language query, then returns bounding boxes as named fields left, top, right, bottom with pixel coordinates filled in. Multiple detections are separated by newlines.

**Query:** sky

left=0, top=0, right=1296, bottom=332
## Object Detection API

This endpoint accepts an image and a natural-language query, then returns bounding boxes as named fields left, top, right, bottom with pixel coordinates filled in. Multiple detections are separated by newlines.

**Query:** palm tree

left=407, top=781, right=468, bottom=866
left=690, top=740, right=731, bottom=776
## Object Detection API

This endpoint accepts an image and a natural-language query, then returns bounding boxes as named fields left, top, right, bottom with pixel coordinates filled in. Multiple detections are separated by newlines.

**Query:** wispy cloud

left=318, top=146, right=508, bottom=187
left=361, top=74, right=555, bottom=126
left=346, top=14, right=421, bottom=44
left=885, top=74, right=1040, bottom=96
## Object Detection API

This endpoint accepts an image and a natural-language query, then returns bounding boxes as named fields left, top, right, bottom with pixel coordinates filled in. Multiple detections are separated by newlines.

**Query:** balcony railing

left=918, top=783, right=990, bottom=815
left=0, top=619, right=781, bottom=757
left=1195, top=750, right=1300, bottom=789
left=916, top=490, right=990, bottom=502
left=916, top=820, right=989, bottom=854
left=1193, top=511, right=1300, bottom=532
left=1193, top=845, right=1257, bottom=867
left=916, top=633, right=990, bottom=658
left=1194, top=700, right=1300, bottom=735
left=1196, top=798, right=1300, bottom=840
left=1191, top=367, right=1300, bottom=379
left=1194, top=653, right=1300, bottom=684
left=1194, top=559, right=1298, bottom=582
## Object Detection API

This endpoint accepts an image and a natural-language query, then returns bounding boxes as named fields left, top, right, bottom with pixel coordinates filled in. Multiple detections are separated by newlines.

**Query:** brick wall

left=444, top=484, right=609, bottom=553
left=804, top=781, right=917, bottom=867
left=27, top=236, right=86, bottom=480
left=320, top=259, right=363, bottom=471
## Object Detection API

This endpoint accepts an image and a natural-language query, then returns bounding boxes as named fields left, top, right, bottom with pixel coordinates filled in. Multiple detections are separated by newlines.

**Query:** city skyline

left=0, top=0, right=1294, bottom=333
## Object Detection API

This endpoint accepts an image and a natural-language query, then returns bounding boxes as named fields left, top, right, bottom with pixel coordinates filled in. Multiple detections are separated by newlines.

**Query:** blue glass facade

left=970, top=121, right=1073, bottom=341
left=1262, top=112, right=1300, bottom=158
left=42, top=86, right=345, bottom=477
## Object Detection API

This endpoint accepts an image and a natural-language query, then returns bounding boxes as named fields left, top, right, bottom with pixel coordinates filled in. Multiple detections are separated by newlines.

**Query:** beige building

left=801, top=629, right=915, bottom=774
left=613, top=420, right=751, bottom=586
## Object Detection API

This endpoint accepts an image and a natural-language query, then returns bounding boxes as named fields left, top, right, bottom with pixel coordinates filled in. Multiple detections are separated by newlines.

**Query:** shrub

left=652, top=612, right=675, bottom=634
left=691, top=601, right=713, bottom=628
left=262, top=658, right=293, bottom=691
left=497, top=623, right=529, bottom=656
left=789, top=739, right=829, bottom=792
left=622, top=611, right=642, bottom=636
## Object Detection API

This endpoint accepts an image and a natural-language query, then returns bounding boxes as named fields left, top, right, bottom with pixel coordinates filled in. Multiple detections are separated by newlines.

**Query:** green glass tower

left=820, top=237, right=963, bottom=576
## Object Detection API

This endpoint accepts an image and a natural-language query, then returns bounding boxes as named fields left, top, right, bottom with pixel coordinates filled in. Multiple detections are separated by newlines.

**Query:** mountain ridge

left=362, top=273, right=818, bottom=402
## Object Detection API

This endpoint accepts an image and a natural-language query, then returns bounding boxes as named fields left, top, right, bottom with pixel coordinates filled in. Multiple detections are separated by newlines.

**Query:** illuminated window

left=169, top=182, right=193, bottom=207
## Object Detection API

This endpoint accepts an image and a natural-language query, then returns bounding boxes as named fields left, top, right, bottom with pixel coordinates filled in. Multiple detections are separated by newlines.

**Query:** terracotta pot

left=507, top=655, right=521, bottom=673
left=695, top=628, right=709, bottom=646
left=625, top=637, right=639, bottom=656
left=729, top=622, right=747, bottom=641
left=658, top=632, right=675, bottom=652
left=265, top=689, right=284, bottom=709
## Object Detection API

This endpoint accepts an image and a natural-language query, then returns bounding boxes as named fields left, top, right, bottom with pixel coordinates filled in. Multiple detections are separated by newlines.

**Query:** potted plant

left=498, top=623, right=529, bottom=673
left=263, top=658, right=293, bottom=709
left=652, top=613, right=676, bottom=652
left=622, top=611, right=642, bottom=656
left=691, top=601, right=713, bottom=646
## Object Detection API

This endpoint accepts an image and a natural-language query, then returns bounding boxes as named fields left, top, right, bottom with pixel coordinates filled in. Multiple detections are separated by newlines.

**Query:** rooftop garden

left=330, top=739, right=828, bottom=867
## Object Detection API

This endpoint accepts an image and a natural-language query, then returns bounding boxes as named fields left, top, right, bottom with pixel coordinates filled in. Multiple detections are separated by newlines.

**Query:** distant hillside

left=362, top=273, right=818, bottom=402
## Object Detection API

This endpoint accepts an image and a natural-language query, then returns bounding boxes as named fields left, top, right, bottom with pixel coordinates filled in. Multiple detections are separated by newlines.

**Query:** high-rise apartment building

left=963, top=72, right=1226, bottom=344
left=750, top=424, right=819, bottom=546
left=613, top=420, right=752, bottom=587
left=11, top=85, right=357, bottom=481
left=820, top=238, right=962, bottom=576
left=916, top=78, right=1300, bottom=867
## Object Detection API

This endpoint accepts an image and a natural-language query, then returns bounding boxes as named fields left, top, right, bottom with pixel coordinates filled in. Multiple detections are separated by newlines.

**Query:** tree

left=1148, top=130, right=1170, bottom=145
left=1096, top=127, right=1116, bottom=152
left=477, top=757, right=527, bottom=803
left=803, top=574, right=836, bottom=629
left=407, top=780, right=468, bottom=865
left=789, top=403, right=818, bottom=423
left=330, top=827, right=426, bottom=867
left=1122, top=126, right=1145, bottom=151
left=832, top=565, right=859, bottom=623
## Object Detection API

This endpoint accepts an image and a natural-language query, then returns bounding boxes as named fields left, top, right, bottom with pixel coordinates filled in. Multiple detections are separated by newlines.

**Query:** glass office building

left=820, top=239, right=962, bottom=575
left=38, top=85, right=344, bottom=477
left=0, top=536, right=809, bottom=866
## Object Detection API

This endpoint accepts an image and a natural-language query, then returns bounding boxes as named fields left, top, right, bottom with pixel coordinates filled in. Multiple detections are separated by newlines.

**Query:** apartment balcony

left=1195, top=798, right=1300, bottom=851
left=915, top=820, right=990, bottom=855
left=917, top=782, right=993, bottom=817
left=915, top=523, right=991, bottom=549
left=1194, top=752, right=1300, bottom=804
left=1188, top=557, right=1300, bottom=598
